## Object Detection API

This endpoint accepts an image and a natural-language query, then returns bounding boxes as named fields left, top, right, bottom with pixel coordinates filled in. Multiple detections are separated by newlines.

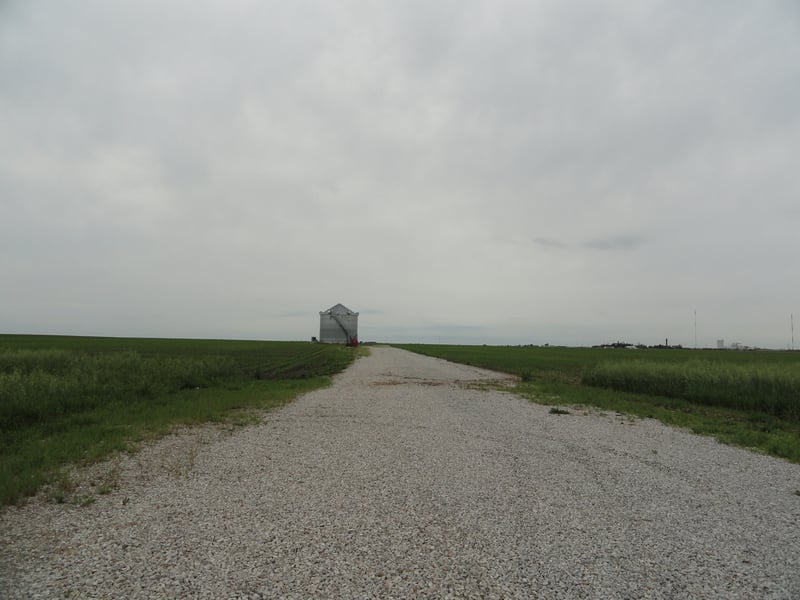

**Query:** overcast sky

left=2, top=1, right=799, bottom=348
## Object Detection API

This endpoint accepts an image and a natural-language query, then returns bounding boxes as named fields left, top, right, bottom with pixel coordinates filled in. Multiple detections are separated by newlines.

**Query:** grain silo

left=319, top=303, right=359, bottom=345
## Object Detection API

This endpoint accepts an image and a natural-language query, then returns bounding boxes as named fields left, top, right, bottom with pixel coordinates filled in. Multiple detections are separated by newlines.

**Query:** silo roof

left=321, top=303, right=358, bottom=316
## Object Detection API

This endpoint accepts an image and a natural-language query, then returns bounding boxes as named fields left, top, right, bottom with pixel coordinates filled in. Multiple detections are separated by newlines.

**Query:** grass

left=0, top=335, right=361, bottom=506
left=395, top=344, right=800, bottom=462
left=584, top=359, right=800, bottom=420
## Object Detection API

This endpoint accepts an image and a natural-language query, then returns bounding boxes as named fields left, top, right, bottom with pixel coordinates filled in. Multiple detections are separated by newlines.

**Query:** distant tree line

left=593, top=341, right=684, bottom=350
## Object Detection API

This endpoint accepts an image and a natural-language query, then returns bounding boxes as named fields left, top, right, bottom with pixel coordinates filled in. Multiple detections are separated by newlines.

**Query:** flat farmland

left=0, top=334, right=360, bottom=506
left=395, top=344, right=800, bottom=462
left=3, top=346, right=799, bottom=598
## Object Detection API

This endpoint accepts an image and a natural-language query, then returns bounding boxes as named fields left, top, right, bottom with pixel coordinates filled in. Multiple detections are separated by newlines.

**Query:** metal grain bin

left=319, top=303, right=359, bottom=345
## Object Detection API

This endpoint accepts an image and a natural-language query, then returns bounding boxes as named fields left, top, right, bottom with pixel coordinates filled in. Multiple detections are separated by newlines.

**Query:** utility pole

left=792, top=314, right=795, bottom=351
left=694, top=309, right=697, bottom=349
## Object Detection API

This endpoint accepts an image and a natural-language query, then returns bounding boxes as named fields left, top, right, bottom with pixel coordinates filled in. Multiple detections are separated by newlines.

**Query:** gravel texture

left=2, top=346, right=800, bottom=599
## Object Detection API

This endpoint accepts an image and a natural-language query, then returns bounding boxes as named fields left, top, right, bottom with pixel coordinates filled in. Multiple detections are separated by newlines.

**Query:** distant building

left=319, top=303, right=359, bottom=345
left=717, top=339, right=725, bottom=349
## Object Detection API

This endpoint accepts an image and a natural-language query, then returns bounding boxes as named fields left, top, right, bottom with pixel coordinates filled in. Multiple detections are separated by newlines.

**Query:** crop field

left=0, top=335, right=360, bottom=506
left=396, top=344, right=800, bottom=462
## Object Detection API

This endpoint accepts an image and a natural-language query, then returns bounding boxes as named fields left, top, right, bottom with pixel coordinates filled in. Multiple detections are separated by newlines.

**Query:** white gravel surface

left=2, top=346, right=800, bottom=599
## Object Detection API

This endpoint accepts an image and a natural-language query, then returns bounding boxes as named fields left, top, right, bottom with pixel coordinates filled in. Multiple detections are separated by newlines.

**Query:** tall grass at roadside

left=395, top=343, right=800, bottom=462
left=0, top=350, right=239, bottom=430
left=583, top=360, right=800, bottom=420
left=0, top=337, right=360, bottom=506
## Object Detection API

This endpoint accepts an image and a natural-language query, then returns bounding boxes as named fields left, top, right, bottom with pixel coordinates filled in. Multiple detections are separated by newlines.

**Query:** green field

left=0, top=335, right=360, bottom=506
left=5, top=338, right=798, bottom=507
left=395, top=344, right=800, bottom=462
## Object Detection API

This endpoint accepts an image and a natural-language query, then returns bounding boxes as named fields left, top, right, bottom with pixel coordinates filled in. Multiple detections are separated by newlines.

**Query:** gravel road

left=2, top=346, right=799, bottom=599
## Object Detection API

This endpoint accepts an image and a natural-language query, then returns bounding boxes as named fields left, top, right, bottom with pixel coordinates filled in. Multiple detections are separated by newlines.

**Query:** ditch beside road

left=2, top=346, right=799, bottom=599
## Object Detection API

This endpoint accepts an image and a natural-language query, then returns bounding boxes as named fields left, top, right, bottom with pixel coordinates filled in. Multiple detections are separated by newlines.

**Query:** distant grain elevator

left=319, top=303, right=359, bottom=346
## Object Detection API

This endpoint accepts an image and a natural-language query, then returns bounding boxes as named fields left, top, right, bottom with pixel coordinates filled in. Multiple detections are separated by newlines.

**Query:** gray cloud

left=532, top=238, right=569, bottom=249
left=1, top=0, right=799, bottom=348
left=582, top=235, right=647, bottom=251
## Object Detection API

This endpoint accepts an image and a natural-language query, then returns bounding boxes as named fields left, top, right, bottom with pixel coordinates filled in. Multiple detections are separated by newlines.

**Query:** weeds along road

left=2, top=346, right=800, bottom=599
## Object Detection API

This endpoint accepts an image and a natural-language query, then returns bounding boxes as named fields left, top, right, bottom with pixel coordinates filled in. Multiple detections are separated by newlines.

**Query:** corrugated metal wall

left=319, top=304, right=358, bottom=344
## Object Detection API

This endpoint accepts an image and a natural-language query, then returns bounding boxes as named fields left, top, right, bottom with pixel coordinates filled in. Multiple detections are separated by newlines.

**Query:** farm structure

left=319, top=303, right=359, bottom=346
